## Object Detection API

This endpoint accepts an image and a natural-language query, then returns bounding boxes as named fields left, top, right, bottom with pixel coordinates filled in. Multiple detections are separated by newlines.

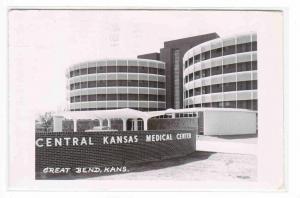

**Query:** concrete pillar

left=107, top=119, right=111, bottom=128
left=133, top=119, right=138, bottom=131
left=73, top=119, right=77, bottom=132
left=143, top=118, right=148, bottom=131
left=99, top=119, right=103, bottom=128
left=172, top=113, right=175, bottom=118
left=122, top=118, right=127, bottom=131
left=53, top=116, right=64, bottom=132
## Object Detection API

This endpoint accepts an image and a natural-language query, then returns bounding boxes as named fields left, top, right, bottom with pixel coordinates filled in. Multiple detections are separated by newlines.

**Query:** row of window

left=184, top=41, right=257, bottom=68
left=70, top=94, right=166, bottom=102
left=184, top=99, right=258, bottom=110
left=184, top=61, right=257, bottom=83
left=70, top=80, right=165, bottom=90
left=153, top=112, right=198, bottom=119
left=184, top=80, right=257, bottom=98
left=70, top=107, right=165, bottom=112
left=69, top=66, right=165, bottom=77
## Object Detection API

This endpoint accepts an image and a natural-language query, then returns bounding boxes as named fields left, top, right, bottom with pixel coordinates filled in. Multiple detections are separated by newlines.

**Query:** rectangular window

left=97, top=80, right=106, bottom=87
left=117, top=80, right=127, bottom=86
left=88, top=67, right=97, bottom=74
left=202, top=51, right=210, bottom=60
left=202, top=69, right=210, bottom=77
left=139, top=94, right=148, bottom=101
left=202, top=103, right=211, bottom=107
left=149, top=95, right=157, bottom=101
left=188, top=57, right=193, bottom=66
left=211, top=84, right=222, bottom=93
left=80, top=68, right=87, bottom=75
left=189, top=73, right=194, bottom=81
left=117, top=66, right=127, bottom=72
left=194, top=54, right=200, bottom=63
left=97, top=94, right=106, bottom=101
left=158, top=95, right=165, bottom=101
left=75, top=82, right=80, bottom=89
left=252, top=61, right=257, bottom=70
left=74, top=70, right=80, bottom=76
left=237, top=42, right=252, bottom=53
left=107, top=66, right=117, bottom=73
left=107, top=94, right=117, bottom=100
left=212, top=102, right=223, bottom=107
left=185, top=76, right=188, bottom=83
left=97, top=66, right=106, bottom=73
left=81, top=95, right=88, bottom=102
left=252, top=80, right=257, bottom=89
left=118, top=94, right=127, bottom=100
left=149, top=81, right=157, bottom=88
left=211, top=48, right=222, bottom=58
left=224, top=101, right=236, bottom=108
left=237, top=62, right=251, bottom=72
left=128, top=66, right=139, bottom=73
left=211, top=66, right=222, bottom=76
left=223, top=64, right=236, bottom=74
left=149, top=67, right=157, bottom=74
left=158, top=68, right=165, bottom=75
left=194, top=71, right=201, bottom=80
left=70, top=84, right=75, bottom=90
left=107, top=80, right=117, bottom=87
left=237, top=100, right=252, bottom=109
left=158, top=82, right=165, bottom=88
left=128, top=94, right=138, bottom=100
left=70, top=71, right=74, bottom=77
left=88, top=95, right=97, bottom=101
left=223, top=82, right=236, bottom=92
left=88, top=81, right=96, bottom=88
left=223, top=45, right=236, bottom=56
left=237, top=81, right=252, bottom=90
left=139, top=81, right=148, bottom=87
left=252, top=99, right=258, bottom=110
left=195, top=87, right=201, bottom=95
left=139, top=66, right=148, bottom=74
left=75, top=96, right=80, bottom=102
left=202, top=86, right=210, bottom=94
left=128, top=80, right=138, bottom=87
left=188, top=89, right=194, bottom=97
left=252, top=41, right=257, bottom=51
left=81, top=81, right=88, bottom=88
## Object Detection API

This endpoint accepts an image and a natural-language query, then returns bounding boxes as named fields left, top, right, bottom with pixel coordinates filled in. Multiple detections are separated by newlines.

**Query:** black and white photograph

left=7, top=8, right=284, bottom=191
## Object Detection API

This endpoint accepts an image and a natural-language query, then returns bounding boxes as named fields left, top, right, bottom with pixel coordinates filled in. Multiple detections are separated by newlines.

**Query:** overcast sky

left=8, top=10, right=281, bottom=114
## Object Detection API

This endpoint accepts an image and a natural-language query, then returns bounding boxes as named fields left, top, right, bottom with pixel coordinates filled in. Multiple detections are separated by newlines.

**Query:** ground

left=89, top=151, right=256, bottom=181
left=90, top=134, right=257, bottom=181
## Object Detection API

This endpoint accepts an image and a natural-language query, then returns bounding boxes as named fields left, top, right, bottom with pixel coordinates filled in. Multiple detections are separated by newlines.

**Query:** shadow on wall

left=148, top=118, right=199, bottom=131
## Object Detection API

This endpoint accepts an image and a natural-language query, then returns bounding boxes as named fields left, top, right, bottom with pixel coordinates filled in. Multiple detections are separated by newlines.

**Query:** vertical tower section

left=183, top=32, right=258, bottom=110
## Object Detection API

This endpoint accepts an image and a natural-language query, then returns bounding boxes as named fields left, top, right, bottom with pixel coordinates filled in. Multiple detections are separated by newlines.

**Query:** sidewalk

left=196, top=134, right=257, bottom=155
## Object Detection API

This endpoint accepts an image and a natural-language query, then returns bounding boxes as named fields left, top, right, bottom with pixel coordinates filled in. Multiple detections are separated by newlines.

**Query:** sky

left=8, top=10, right=281, bottom=114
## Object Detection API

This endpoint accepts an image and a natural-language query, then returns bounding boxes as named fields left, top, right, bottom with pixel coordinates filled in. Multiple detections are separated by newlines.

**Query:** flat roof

left=55, top=107, right=256, bottom=120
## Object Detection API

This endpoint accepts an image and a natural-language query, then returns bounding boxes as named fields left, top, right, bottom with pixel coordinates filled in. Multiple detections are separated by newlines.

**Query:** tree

left=37, top=112, right=53, bottom=132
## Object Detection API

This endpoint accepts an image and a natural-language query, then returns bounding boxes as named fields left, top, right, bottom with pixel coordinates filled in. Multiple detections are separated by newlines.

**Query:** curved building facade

left=66, top=59, right=166, bottom=111
left=183, top=32, right=257, bottom=110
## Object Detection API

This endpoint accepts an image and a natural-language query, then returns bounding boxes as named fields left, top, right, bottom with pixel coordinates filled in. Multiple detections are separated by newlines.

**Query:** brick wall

left=35, top=130, right=196, bottom=179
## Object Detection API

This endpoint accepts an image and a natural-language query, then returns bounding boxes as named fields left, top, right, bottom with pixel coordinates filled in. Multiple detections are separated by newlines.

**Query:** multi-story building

left=182, top=32, right=257, bottom=110
left=66, top=58, right=166, bottom=112
left=138, top=32, right=220, bottom=109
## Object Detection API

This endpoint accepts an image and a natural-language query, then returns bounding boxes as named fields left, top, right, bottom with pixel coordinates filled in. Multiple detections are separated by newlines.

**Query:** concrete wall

left=203, top=110, right=257, bottom=135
